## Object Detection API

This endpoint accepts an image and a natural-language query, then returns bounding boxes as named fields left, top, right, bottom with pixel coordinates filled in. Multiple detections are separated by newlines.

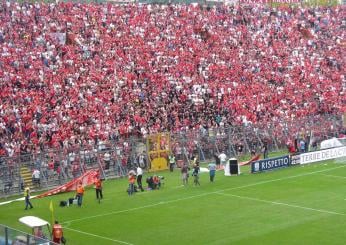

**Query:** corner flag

left=49, top=200, right=54, bottom=213
left=49, top=200, right=55, bottom=225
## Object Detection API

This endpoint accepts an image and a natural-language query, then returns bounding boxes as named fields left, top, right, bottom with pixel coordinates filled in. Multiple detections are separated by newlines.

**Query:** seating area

left=0, top=2, right=344, bottom=162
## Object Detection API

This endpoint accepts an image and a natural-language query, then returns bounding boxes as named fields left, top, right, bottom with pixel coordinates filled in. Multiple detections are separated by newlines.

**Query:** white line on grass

left=222, top=165, right=346, bottom=191
left=63, top=192, right=211, bottom=224
left=173, top=185, right=185, bottom=189
left=215, top=192, right=345, bottom=216
left=63, top=165, right=346, bottom=225
left=320, top=174, right=346, bottom=180
left=64, top=227, right=134, bottom=245
left=63, top=222, right=71, bottom=228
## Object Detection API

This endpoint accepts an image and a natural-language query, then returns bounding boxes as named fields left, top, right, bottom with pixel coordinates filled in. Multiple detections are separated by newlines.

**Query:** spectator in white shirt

left=104, top=152, right=111, bottom=170
left=32, top=169, right=41, bottom=187
left=218, top=152, right=227, bottom=169
left=136, top=166, right=144, bottom=192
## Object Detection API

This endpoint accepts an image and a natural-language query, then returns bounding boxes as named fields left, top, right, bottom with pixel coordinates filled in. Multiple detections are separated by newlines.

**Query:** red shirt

left=129, top=175, right=136, bottom=184
left=94, top=179, right=102, bottom=189
left=52, top=224, right=63, bottom=240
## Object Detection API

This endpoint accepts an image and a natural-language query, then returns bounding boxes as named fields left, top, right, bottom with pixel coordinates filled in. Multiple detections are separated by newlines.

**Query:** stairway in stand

left=20, top=167, right=34, bottom=190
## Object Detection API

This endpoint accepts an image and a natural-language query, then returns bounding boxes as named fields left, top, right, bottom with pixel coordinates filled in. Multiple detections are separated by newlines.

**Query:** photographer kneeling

left=146, top=175, right=163, bottom=190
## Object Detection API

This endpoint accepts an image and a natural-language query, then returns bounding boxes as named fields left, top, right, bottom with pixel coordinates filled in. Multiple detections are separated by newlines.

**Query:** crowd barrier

left=251, top=155, right=290, bottom=173
left=0, top=224, right=57, bottom=245
left=0, top=114, right=344, bottom=197
left=251, top=145, right=346, bottom=173
left=300, top=146, right=346, bottom=165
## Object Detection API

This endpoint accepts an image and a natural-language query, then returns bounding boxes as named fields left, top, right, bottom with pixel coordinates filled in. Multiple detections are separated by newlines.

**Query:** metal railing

left=0, top=224, right=58, bottom=245
left=0, top=114, right=344, bottom=197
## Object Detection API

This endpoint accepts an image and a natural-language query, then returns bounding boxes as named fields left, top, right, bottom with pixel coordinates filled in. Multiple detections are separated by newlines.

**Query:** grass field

left=1, top=159, right=346, bottom=245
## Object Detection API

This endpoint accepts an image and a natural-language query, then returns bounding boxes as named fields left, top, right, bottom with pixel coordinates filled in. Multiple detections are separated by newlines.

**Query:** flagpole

left=49, top=200, right=55, bottom=226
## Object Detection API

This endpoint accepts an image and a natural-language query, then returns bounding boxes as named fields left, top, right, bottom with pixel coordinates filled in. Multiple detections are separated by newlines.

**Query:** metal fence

left=0, top=224, right=57, bottom=245
left=0, top=114, right=344, bottom=197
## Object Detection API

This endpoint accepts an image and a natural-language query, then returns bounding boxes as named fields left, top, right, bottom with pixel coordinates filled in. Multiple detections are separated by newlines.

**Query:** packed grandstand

left=0, top=2, right=345, bottom=193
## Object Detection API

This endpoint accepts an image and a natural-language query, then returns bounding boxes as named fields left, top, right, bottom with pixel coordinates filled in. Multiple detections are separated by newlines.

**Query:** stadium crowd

left=0, top=2, right=345, bottom=158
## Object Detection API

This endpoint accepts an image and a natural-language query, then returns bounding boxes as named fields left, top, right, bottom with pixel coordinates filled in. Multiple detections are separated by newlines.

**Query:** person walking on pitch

left=94, top=176, right=103, bottom=203
left=76, top=182, right=85, bottom=207
left=208, top=162, right=217, bottom=182
left=24, top=186, right=33, bottom=210
left=192, top=162, right=200, bottom=186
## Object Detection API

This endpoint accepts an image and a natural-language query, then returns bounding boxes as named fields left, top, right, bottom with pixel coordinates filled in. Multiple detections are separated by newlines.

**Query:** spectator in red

left=52, top=220, right=65, bottom=244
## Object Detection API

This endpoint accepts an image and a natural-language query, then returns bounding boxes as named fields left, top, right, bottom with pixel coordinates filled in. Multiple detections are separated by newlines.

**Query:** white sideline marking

left=62, top=165, right=345, bottom=225
left=211, top=164, right=346, bottom=193
left=320, top=174, right=346, bottom=180
left=0, top=195, right=38, bottom=206
left=216, top=192, right=345, bottom=216
left=64, top=227, right=134, bottom=245
left=173, top=185, right=185, bottom=189
left=63, top=222, right=71, bottom=228
left=63, top=192, right=211, bottom=224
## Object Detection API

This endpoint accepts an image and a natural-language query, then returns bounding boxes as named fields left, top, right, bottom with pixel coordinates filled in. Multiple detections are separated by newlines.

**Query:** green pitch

left=1, top=160, right=346, bottom=245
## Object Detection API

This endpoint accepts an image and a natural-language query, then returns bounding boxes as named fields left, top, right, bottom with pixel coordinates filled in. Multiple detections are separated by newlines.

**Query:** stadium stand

left=0, top=2, right=344, bottom=194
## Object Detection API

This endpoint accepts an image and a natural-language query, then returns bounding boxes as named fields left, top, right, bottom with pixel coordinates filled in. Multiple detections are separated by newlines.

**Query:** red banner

left=239, top=154, right=261, bottom=166
left=36, top=170, right=99, bottom=198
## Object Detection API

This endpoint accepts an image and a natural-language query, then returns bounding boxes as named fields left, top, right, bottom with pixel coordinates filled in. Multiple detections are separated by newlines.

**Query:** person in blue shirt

left=208, top=162, right=217, bottom=182
left=300, top=139, right=306, bottom=153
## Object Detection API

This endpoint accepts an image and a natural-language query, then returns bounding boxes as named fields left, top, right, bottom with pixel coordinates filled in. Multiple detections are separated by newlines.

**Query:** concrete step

left=20, top=167, right=34, bottom=189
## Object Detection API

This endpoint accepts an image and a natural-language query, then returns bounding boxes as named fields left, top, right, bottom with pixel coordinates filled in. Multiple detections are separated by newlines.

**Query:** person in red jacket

left=52, top=220, right=64, bottom=244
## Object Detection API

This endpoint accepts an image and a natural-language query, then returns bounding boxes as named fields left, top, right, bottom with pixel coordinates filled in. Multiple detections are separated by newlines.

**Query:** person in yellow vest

left=52, top=220, right=64, bottom=244
left=24, top=186, right=33, bottom=210
left=168, top=154, right=176, bottom=172
left=76, top=182, right=85, bottom=207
